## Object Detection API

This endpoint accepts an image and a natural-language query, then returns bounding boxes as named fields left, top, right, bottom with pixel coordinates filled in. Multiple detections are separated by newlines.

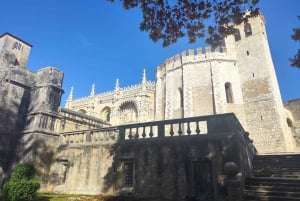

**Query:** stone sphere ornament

left=224, top=161, right=239, bottom=176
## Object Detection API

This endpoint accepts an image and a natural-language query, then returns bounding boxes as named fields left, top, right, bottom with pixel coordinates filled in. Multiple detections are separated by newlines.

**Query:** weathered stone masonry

left=1, top=13, right=300, bottom=200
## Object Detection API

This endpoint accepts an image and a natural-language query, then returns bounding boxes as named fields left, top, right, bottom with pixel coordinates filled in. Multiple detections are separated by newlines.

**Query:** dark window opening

left=287, top=118, right=293, bottom=127
left=178, top=87, right=183, bottom=108
left=244, top=23, right=252, bottom=37
left=233, top=28, right=241, bottom=41
left=225, top=82, right=233, bottom=103
left=106, top=111, right=111, bottom=122
left=14, top=59, right=19, bottom=66
left=192, top=160, right=214, bottom=199
left=13, top=42, right=22, bottom=50
left=247, top=51, right=250, bottom=56
left=124, top=161, right=134, bottom=187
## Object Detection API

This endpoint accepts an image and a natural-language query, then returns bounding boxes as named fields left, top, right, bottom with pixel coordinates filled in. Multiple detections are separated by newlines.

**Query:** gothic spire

left=67, top=86, right=73, bottom=101
left=115, top=78, right=120, bottom=91
left=90, top=83, right=95, bottom=97
left=142, top=68, right=147, bottom=84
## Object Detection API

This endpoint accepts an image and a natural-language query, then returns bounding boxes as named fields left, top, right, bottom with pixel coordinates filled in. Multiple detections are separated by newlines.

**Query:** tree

left=290, top=16, right=300, bottom=68
left=2, top=164, right=40, bottom=201
left=107, top=0, right=260, bottom=47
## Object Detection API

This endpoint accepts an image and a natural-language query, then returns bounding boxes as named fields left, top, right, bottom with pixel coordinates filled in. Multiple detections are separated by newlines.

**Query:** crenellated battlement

left=157, top=46, right=236, bottom=72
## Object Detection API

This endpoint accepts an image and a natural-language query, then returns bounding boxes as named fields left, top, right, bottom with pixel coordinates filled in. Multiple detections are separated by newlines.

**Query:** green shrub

left=10, top=163, right=36, bottom=181
left=2, top=164, right=40, bottom=201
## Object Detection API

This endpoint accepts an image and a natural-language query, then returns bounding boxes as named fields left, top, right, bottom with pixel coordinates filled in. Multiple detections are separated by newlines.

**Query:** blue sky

left=1, top=0, right=299, bottom=105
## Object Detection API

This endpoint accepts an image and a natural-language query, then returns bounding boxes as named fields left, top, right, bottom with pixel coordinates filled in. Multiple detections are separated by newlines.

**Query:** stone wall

left=284, top=99, right=300, bottom=148
left=38, top=114, right=255, bottom=200
left=42, top=114, right=256, bottom=201
left=284, top=99, right=300, bottom=126
left=154, top=15, right=296, bottom=153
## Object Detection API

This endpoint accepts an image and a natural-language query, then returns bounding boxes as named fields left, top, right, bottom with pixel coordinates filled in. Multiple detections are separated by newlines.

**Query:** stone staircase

left=244, top=154, right=300, bottom=201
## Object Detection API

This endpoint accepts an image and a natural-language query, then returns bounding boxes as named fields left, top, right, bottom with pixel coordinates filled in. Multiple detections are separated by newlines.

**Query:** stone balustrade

left=118, top=113, right=245, bottom=141
left=59, top=113, right=246, bottom=145
left=60, top=127, right=119, bottom=145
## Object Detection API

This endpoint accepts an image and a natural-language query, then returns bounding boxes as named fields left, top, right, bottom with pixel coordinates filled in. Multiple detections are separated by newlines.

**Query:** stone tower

left=0, top=32, right=64, bottom=135
left=154, top=14, right=296, bottom=153
left=0, top=33, right=33, bottom=134
left=224, top=15, right=295, bottom=153
left=0, top=32, right=32, bottom=67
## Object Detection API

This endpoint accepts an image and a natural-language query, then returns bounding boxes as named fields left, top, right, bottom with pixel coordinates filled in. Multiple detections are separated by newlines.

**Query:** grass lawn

left=35, top=193, right=94, bottom=201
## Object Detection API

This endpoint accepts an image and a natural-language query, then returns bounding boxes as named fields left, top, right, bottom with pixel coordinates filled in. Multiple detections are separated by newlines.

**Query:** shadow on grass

left=35, top=193, right=94, bottom=201
left=35, top=195, right=51, bottom=201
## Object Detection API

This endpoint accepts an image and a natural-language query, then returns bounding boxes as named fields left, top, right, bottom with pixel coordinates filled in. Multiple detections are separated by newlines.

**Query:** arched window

left=225, top=82, right=234, bottom=103
left=78, top=109, right=87, bottom=114
left=287, top=118, right=293, bottom=127
left=244, top=23, right=252, bottom=37
left=101, top=107, right=111, bottom=122
left=106, top=111, right=111, bottom=122
left=233, top=28, right=241, bottom=41
left=119, top=101, right=138, bottom=123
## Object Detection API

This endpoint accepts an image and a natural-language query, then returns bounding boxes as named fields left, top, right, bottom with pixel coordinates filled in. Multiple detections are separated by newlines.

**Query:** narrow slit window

left=178, top=87, right=183, bottom=108
left=225, top=82, right=233, bottom=103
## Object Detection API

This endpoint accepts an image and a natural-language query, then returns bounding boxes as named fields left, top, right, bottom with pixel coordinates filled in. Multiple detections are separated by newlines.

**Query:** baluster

left=178, top=122, right=183, bottom=136
left=106, top=131, right=110, bottom=141
left=128, top=128, right=133, bottom=139
left=70, top=134, right=74, bottom=143
left=149, top=126, right=153, bottom=138
left=170, top=124, right=174, bottom=136
left=134, top=127, right=139, bottom=139
left=142, top=126, right=146, bottom=138
left=110, top=130, right=116, bottom=141
left=187, top=122, right=191, bottom=135
left=196, top=121, right=201, bottom=134
left=65, top=135, right=69, bottom=144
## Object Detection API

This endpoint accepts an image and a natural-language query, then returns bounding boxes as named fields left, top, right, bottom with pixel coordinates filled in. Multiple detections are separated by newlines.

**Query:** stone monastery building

left=1, top=13, right=300, bottom=200
left=65, top=15, right=299, bottom=154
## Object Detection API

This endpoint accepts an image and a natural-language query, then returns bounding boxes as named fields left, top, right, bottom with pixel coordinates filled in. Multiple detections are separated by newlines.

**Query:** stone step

left=253, top=160, right=300, bottom=165
left=245, top=194, right=300, bottom=201
left=244, top=154, right=300, bottom=201
left=253, top=163, right=300, bottom=168
left=253, top=170, right=300, bottom=178
left=253, top=154, right=300, bottom=162
left=246, top=177, right=300, bottom=182
left=255, top=154, right=300, bottom=158
left=245, top=189, right=300, bottom=197
left=245, top=185, right=300, bottom=192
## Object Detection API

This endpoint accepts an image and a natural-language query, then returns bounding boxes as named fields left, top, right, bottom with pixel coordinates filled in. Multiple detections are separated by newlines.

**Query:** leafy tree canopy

left=107, top=0, right=260, bottom=47
left=290, top=16, right=300, bottom=68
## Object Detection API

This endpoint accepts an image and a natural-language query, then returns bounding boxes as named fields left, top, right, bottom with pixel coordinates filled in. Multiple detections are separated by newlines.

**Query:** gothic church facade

left=65, top=15, right=299, bottom=153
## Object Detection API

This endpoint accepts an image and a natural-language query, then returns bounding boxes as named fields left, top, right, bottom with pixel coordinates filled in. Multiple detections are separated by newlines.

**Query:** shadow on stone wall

left=101, top=132, right=255, bottom=201
left=0, top=86, right=46, bottom=185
